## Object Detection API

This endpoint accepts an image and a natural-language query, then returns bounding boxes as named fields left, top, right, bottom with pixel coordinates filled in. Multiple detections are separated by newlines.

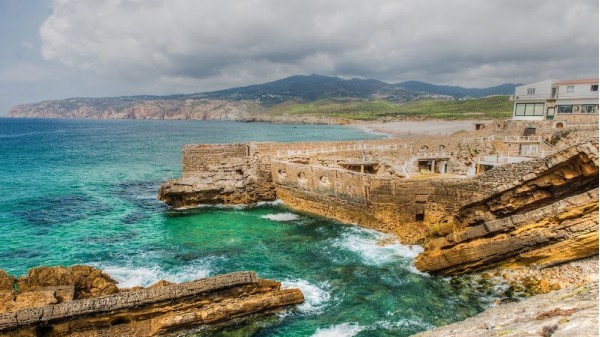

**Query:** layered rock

left=0, top=269, right=303, bottom=337
left=414, top=141, right=599, bottom=275
left=411, top=282, right=598, bottom=337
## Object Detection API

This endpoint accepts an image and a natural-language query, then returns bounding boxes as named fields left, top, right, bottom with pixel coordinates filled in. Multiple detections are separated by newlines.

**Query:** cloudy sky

left=0, top=0, right=598, bottom=114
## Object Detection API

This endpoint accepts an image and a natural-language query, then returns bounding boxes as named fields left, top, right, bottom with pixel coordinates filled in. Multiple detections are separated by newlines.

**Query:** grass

left=265, top=96, right=513, bottom=120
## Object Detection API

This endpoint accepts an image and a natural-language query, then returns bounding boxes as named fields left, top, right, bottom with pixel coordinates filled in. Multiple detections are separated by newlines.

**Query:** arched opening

left=438, top=145, right=445, bottom=152
left=555, top=122, right=564, bottom=129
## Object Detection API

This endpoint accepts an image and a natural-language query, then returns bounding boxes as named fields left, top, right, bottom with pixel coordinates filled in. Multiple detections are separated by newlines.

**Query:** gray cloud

left=29, top=0, right=600, bottom=94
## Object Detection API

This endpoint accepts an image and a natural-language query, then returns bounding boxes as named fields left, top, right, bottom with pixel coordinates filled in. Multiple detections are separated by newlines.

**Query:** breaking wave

left=261, top=212, right=300, bottom=221
left=98, top=263, right=213, bottom=288
left=281, top=279, right=331, bottom=314
left=311, top=323, right=365, bottom=337
left=331, top=227, right=426, bottom=273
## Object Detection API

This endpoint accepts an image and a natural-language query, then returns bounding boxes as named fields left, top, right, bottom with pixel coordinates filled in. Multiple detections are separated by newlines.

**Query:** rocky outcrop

left=158, top=144, right=276, bottom=207
left=411, top=281, right=598, bottom=337
left=414, top=141, right=599, bottom=275
left=8, top=97, right=263, bottom=120
left=0, top=269, right=303, bottom=337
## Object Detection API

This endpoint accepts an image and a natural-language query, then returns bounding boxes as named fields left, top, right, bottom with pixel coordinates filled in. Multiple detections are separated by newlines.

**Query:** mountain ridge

left=7, top=74, right=517, bottom=120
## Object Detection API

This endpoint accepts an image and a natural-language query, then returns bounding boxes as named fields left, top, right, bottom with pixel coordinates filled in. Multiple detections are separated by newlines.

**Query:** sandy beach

left=352, top=120, right=490, bottom=138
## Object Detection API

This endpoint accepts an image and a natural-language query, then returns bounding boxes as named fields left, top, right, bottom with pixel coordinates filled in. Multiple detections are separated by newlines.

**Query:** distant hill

left=8, top=75, right=516, bottom=120
left=395, top=80, right=520, bottom=98
left=204, top=74, right=416, bottom=104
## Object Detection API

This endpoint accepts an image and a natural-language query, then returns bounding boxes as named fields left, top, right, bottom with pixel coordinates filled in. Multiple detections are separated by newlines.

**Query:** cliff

left=7, top=97, right=263, bottom=120
left=414, top=141, right=599, bottom=275
left=0, top=266, right=303, bottom=337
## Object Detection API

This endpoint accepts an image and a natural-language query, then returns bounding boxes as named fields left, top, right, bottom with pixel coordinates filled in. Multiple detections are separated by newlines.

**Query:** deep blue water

left=0, top=118, right=485, bottom=337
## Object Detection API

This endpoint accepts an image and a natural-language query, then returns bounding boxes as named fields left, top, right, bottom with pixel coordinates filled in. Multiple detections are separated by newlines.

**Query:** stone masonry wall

left=271, top=160, right=483, bottom=243
left=183, top=144, right=248, bottom=178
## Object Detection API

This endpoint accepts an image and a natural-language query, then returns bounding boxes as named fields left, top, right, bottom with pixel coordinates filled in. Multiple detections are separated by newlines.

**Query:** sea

left=0, top=118, right=486, bottom=337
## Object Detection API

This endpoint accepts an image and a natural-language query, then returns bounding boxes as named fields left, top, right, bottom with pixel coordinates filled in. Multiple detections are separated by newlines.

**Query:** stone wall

left=183, top=144, right=248, bottom=178
left=271, top=160, right=484, bottom=243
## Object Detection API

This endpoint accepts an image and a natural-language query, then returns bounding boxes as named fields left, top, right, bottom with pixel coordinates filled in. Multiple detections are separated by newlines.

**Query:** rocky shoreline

left=0, top=266, right=303, bottom=337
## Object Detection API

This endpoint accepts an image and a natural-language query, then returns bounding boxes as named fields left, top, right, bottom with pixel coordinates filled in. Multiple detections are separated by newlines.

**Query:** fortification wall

left=183, top=144, right=248, bottom=177
left=271, top=160, right=483, bottom=243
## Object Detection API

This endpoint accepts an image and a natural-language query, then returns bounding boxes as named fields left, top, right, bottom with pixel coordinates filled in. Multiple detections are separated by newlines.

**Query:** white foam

left=331, top=227, right=425, bottom=272
left=99, top=264, right=211, bottom=288
left=256, top=199, right=284, bottom=206
left=282, top=279, right=331, bottom=314
left=374, top=318, right=435, bottom=331
left=311, top=323, right=365, bottom=337
left=261, top=212, right=299, bottom=221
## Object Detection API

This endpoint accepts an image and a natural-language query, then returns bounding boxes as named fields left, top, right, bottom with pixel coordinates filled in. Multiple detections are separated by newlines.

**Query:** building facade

left=511, top=78, right=599, bottom=121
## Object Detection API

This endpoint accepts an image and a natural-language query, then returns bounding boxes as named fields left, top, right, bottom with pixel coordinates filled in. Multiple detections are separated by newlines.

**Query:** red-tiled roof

left=555, top=78, right=599, bottom=85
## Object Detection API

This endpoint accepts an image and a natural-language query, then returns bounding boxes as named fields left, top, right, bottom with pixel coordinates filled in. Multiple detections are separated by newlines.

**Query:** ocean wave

left=281, top=279, right=331, bottom=314
left=330, top=227, right=426, bottom=273
left=261, top=212, right=299, bottom=221
left=98, top=263, right=213, bottom=288
left=311, top=322, right=365, bottom=337
left=373, top=318, right=435, bottom=331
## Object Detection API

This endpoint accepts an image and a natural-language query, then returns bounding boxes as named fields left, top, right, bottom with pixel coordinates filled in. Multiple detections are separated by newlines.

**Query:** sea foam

left=261, top=212, right=299, bottom=221
left=311, top=323, right=365, bottom=337
left=99, top=263, right=212, bottom=288
left=331, top=227, right=426, bottom=273
left=281, top=279, right=331, bottom=314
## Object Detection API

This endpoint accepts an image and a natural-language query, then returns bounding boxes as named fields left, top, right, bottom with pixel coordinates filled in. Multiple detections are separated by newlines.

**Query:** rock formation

left=0, top=268, right=303, bottom=337
left=411, top=281, right=598, bottom=337
left=414, top=140, right=599, bottom=275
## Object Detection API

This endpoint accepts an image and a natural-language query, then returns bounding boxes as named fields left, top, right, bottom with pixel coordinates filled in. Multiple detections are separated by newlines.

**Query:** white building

left=511, top=78, right=599, bottom=121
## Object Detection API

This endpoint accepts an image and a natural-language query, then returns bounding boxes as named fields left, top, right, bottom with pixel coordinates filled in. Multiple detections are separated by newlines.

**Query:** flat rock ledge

left=411, top=281, right=598, bottom=337
left=0, top=268, right=303, bottom=337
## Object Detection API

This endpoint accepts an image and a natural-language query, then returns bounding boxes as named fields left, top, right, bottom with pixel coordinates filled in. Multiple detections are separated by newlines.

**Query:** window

left=527, top=88, right=535, bottom=95
left=582, top=105, right=597, bottom=113
left=566, top=86, right=574, bottom=93
left=557, top=105, right=573, bottom=113
left=514, top=103, right=544, bottom=116
left=592, top=85, right=598, bottom=92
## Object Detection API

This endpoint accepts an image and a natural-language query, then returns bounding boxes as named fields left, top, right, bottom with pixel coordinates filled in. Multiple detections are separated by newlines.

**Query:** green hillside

left=266, top=96, right=513, bottom=120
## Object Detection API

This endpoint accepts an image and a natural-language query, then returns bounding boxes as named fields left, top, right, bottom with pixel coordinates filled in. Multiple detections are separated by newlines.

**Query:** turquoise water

left=0, top=118, right=485, bottom=336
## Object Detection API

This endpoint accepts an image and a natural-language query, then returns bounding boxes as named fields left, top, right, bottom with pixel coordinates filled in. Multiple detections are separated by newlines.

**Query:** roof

left=555, top=78, right=599, bottom=85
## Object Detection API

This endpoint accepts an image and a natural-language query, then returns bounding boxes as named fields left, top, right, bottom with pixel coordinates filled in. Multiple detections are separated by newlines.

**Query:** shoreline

left=349, top=119, right=491, bottom=138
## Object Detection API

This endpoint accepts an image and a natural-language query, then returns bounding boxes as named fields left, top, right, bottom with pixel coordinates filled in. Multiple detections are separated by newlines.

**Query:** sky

left=0, top=0, right=598, bottom=114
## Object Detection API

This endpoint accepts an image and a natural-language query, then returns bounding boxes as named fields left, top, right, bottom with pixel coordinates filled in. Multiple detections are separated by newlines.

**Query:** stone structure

left=159, top=120, right=598, bottom=274
left=0, top=268, right=303, bottom=337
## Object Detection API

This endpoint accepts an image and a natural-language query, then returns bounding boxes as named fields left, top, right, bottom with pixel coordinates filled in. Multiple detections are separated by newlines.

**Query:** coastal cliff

left=8, top=97, right=263, bottom=121
left=0, top=267, right=303, bottom=337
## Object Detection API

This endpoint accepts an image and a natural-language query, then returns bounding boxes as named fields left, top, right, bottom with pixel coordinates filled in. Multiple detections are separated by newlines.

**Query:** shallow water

left=0, top=118, right=485, bottom=336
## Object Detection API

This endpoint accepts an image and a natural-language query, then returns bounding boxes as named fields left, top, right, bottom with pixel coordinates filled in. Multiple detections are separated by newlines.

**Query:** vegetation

left=266, top=96, right=513, bottom=120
